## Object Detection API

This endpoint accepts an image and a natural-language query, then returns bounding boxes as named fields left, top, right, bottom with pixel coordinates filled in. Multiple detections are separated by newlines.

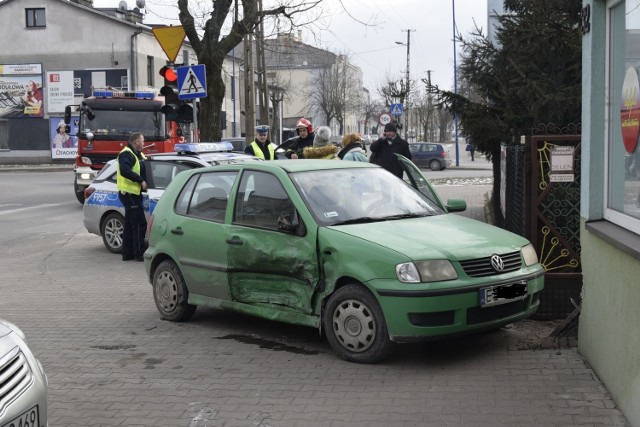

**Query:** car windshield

left=80, top=110, right=164, bottom=141
left=291, top=167, right=445, bottom=226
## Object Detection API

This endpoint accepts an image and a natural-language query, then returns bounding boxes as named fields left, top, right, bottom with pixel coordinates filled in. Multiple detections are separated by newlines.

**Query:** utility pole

left=255, top=0, right=269, bottom=126
left=244, top=33, right=255, bottom=144
left=400, top=29, right=414, bottom=140
left=426, top=70, right=434, bottom=141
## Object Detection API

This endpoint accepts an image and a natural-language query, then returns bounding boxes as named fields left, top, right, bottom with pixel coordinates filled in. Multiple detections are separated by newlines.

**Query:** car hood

left=330, top=214, right=528, bottom=260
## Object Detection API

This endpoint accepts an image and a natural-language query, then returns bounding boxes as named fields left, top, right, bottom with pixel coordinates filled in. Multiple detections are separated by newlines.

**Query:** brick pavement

left=0, top=173, right=632, bottom=427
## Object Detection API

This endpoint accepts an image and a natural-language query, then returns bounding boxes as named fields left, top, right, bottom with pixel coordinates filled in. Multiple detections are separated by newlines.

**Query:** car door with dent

left=226, top=170, right=319, bottom=315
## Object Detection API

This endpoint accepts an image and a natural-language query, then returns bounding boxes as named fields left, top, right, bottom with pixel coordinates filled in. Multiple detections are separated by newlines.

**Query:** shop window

left=606, top=0, right=640, bottom=234
left=26, top=8, right=45, bottom=28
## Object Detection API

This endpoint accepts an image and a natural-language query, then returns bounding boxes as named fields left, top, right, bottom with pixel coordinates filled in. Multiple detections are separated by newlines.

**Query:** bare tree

left=308, top=54, right=362, bottom=134
left=177, top=0, right=322, bottom=141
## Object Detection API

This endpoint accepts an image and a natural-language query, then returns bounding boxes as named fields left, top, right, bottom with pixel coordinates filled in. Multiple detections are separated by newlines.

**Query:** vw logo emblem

left=490, top=254, right=505, bottom=272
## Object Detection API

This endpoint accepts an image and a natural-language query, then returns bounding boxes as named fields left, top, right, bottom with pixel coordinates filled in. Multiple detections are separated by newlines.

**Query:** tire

left=323, top=284, right=394, bottom=364
left=101, top=212, right=124, bottom=254
left=74, top=177, right=85, bottom=204
left=429, top=159, right=442, bottom=171
left=152, top=260, right=196, bottom=322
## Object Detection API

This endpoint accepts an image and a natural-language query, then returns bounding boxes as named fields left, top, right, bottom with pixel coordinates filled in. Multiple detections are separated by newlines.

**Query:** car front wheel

left=101, top=212, right=124, bottom=253
left=323, top=284, right=394, bottom=364
left=429, top=159, right=442, bottom=171
left=153, top=260, right=196, bottom=321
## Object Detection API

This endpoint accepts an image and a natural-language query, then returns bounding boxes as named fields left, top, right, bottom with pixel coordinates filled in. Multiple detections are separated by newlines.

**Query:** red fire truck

left=66, top=89, right=183, bottom=203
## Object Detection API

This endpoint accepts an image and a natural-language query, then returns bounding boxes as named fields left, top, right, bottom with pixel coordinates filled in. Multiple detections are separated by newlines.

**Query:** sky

left=93, top=0, right=488, bottom=97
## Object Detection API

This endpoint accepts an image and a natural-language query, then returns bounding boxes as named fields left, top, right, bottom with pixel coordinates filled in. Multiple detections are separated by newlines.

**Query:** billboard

left=0, top=63, right=43, bottom=118
left=50, top=116, right=79, bottom=159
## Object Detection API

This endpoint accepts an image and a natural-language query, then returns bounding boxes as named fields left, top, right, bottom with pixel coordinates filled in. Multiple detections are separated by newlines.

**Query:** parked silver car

left=0, top=318, right=47, bottom=426
left=83, top=143, right=260, bottom=253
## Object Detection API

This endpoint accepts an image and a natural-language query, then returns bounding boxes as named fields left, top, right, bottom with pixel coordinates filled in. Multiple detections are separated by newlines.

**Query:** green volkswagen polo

left=144, top=156, right=544, bottom=364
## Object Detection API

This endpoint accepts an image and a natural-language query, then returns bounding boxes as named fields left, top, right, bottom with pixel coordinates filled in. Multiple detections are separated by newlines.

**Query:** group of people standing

left=243, top=117, right=411, bottom=178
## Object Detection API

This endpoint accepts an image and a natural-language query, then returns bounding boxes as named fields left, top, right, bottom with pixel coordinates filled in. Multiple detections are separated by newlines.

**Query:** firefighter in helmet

left=283, top=118, right=315, bottom=159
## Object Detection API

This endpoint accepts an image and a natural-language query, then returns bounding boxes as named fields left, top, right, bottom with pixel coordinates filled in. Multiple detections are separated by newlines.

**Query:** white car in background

left=83, top=142, right=260, bottom=253
left=0, top=318, right=47, bottom=427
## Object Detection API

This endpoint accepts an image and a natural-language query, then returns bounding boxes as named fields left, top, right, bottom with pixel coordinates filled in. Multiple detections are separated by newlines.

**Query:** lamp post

left=452, top=0, right=460, bottom=166
left=395, top=29, right=413, bottom=140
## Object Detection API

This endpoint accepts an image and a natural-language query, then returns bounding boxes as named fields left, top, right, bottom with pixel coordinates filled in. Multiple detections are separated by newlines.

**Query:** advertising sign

left=46, top=71, right=74, bottom=114
left=621, top=66, right=640, bottom=154
left=0, top=63, right=43, bottom=118
left=50, top=116, right=79, bottom=159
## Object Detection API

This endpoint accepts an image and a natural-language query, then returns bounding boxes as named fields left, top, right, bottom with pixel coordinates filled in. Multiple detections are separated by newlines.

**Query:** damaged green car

left=144, top=157, right=544, bottom=363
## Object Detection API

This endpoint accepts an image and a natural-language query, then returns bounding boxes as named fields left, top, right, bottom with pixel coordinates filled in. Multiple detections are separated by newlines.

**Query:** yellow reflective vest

left=117, top=146, right=146, bottom=195
left=250, top=141, right=275, bottom=160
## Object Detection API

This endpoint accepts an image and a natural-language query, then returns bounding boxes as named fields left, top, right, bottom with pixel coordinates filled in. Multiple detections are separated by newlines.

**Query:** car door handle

left=226, top=237, right=243, bottom=245
left=170, top=227, right=183, bottom=235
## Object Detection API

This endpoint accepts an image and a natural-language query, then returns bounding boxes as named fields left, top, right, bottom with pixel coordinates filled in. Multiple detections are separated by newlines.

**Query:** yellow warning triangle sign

left=152, top=26, right=186, bottom=63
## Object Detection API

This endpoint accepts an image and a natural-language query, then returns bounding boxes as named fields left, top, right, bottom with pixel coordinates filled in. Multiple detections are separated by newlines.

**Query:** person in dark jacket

left=283, top=118, right=315, bottom=159
left=369, top=123, right=412, bottom=178
left=116, top=132, right=148, bottom=261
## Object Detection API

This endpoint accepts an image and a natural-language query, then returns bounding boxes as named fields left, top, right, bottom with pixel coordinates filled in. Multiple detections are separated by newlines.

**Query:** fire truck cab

left=67, top=89, right=181, bottom=203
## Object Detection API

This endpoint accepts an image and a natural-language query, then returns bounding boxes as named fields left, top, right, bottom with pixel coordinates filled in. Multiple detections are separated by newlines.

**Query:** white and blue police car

left=83, top=142, right=261, bottom=253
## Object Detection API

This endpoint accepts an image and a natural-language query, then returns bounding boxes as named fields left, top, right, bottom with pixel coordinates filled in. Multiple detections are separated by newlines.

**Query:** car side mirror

left=446, top=198, right=467, bottom=213
left=277, top=213, right=298, bottom=233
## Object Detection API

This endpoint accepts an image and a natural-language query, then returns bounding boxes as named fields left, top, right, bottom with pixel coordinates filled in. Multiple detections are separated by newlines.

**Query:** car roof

left=190, top=159, right=378, bottom=174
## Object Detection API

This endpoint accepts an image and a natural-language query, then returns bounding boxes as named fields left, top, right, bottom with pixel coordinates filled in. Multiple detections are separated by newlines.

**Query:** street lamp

left=395, top=30, right=413, bottom=139
left=452, top=0, right=460, bottom=166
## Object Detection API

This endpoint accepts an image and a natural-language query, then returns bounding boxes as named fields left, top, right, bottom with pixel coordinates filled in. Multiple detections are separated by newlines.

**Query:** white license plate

left=1, top=405, right=39, bottom=427
left=479, top=281, right=527, bottom=307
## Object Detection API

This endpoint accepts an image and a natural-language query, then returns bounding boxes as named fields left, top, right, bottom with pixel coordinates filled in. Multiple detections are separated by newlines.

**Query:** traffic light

left=159, top=65, right=180, bottom=121
left=159, top=65, right=177, bottom=86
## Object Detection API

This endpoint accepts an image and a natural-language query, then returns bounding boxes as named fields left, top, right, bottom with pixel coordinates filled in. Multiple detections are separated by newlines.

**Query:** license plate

left=1, top=405, right=39, bottom=427
left=479, top=281, right=527, bottom=307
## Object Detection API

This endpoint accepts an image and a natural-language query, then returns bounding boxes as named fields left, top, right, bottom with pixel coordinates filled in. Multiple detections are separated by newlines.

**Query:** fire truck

left=65, top=89, right=183, bottom=203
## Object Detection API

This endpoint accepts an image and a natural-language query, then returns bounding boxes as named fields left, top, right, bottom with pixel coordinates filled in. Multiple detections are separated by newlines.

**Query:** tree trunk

left=200, top=57, right=225, bottom=142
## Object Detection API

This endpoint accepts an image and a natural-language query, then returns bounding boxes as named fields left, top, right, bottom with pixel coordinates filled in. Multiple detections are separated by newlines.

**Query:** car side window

left=184, top=171, right=237, bottom=222
left=147, top=160, right=198, bottom=189
left=175, top=175, right=199, bottom=215
left=234, top=170, right=294, bottom=230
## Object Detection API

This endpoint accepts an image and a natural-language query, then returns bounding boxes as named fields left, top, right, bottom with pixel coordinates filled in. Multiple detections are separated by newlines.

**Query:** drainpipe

left=130, top=27, right=143, bottom=90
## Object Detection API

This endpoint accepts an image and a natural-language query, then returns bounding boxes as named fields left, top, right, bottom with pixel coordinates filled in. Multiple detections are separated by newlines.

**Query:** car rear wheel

left=153, top=260, right=196, bottom=321
left=429, top=159, right=442, bottom=171
left=101, top=212, right=124, bottom=253
left=323, top=284, right=394, bottom=364
left=74, top=177, right=85, bottom=204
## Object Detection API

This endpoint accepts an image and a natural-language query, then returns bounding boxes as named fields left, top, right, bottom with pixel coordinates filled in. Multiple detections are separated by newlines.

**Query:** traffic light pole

left=192, top=99, right=198, bottom=143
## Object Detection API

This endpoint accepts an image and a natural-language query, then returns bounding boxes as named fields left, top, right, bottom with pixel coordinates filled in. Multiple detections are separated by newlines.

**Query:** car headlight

left=521, top=243, right=539, bottom=266
left=0, top=319, right=26, bottom=341
left=396, top=260, right=458, bottom=283
left=79, top=172, right=95, bottom=180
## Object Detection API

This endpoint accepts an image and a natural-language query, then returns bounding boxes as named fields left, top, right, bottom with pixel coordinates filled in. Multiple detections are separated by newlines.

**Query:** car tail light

left=441, top=151, right=447, bottom=158
left=84, top=186, right=96, bottom=200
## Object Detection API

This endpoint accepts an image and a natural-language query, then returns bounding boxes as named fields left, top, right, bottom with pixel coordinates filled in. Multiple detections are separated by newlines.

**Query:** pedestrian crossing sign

left=177, top=64, right=207, bottom=100
left=390, top=103, right=403, bottom=116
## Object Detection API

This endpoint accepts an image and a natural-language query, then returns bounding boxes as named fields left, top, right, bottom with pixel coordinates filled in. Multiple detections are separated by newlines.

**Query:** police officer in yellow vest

left=244, top=125, right=277, bottom=160
left=117, top=132, right=148, bottom=261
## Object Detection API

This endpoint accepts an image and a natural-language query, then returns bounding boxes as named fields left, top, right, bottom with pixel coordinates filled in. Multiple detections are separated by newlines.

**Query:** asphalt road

left=0, top=171, right=628, bottom=427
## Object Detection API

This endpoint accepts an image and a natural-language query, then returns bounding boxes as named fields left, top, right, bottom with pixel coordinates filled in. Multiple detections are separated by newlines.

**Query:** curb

left=0, top=166, right=74, bottom=173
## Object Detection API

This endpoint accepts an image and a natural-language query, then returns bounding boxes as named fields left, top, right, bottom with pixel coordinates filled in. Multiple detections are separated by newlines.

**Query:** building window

left=26, top=8, right=45, bottom=28
left=606, top=0, right=640, bottom=234
left=147, top=56, right=154, bottom=87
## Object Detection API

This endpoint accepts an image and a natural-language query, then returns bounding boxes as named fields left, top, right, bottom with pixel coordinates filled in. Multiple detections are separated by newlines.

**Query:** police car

left=83, top=142, right=260, bottom=253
